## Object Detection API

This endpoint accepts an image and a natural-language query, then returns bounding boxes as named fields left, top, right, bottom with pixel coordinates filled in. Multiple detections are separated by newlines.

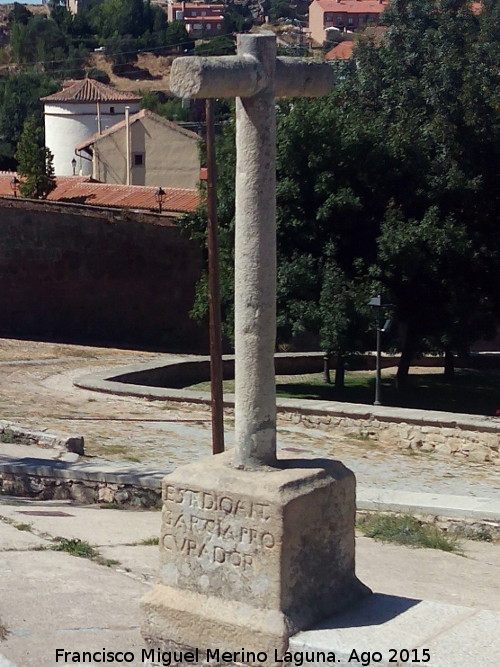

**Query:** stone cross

left=170, top=34, right=334, bottom=469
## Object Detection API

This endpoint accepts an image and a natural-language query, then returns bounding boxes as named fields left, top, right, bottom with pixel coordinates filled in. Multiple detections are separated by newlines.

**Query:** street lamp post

left=10, top=177, right=19, bottom=198
left=71, top=158, right=77, bottom=176
left=368, top=294, right=392, bottom=406
left=155, top=187, right=165, bottom=214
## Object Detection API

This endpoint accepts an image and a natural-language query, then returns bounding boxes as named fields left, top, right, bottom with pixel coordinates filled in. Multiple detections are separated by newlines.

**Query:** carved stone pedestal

left=141, top=452, right=370, bottom=659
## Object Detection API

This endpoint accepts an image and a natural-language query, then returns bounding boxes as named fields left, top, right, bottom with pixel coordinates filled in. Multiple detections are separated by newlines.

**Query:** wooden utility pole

left=205, top=98, right=224, bottom=454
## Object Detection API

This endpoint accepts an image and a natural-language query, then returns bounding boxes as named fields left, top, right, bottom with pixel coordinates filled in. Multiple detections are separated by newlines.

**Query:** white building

left=42, top=79, right=141, bottom=177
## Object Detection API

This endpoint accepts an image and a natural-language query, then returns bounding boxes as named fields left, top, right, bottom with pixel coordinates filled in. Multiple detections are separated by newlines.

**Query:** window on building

left=191, top=11, right=196, bottom=16
left=110, top=106, right=115, bottom=114
left=133, top=152, right=145, bottom=167
left=216, top=23, right=221, bottom=29
left=206, top=23, right=212, bottom=30
left=201, top=10, right=206, bottom=15
left=348, top=17, right=353, bottom=25
left=336, top=16, right=343, bottom=25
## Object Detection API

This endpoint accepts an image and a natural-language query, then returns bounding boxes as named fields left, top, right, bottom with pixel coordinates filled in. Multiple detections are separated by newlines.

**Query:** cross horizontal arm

left=275, top=58, right=335, bottom=98
left=170, top=55, right=335, bottom=100
left=170, top=55, right=265, bottom=99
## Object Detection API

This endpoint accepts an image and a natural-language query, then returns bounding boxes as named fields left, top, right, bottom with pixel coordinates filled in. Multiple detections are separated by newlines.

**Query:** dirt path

left=0, top=338, right=498, bottom=498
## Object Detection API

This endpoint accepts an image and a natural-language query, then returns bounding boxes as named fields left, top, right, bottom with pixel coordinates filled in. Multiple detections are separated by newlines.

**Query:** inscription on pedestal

left=159, top=483, right=282, bottom=604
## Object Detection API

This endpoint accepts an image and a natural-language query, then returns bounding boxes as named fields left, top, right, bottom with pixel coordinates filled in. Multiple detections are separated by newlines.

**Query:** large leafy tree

left=15, top=115, right=56, bottom=200
left=0, top=72, right=58, bottom=169
left=181, top=0, right=500, bottom=389
left=352, top=0, right=500, bottom=382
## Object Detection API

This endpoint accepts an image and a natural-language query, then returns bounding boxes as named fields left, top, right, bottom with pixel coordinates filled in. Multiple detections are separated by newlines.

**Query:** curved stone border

left=0, top=421, right=84, bottom=455
left=75, top=353, right=500, bottom=464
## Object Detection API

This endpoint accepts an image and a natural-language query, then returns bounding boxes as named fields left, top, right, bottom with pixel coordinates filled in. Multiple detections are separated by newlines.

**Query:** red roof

left=76, top=109, right=200, bottom=152
left=315, top=0, right=388, bottom=12
left=325, top=41, right=355, bottom=59
left=170, top=3, right=224, bottom=8
left=0, top=174, right=199, bottom=215
left=41, top=79, right=141, bottom=104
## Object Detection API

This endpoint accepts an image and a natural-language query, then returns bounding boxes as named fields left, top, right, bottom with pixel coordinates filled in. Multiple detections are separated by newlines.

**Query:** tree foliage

left=15, top=115, right=56, bottom=199
left=0, top=72, right=58, bottom=169
left=180, top=0, right=500, bottom=387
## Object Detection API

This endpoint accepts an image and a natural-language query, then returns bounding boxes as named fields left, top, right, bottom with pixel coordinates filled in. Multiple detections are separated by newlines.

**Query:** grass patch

left=140, top=536, right=159, bottom=546
left=0, top=428, right=15, bottom=443
left=99, top=503, right=126, bottom=510
left=94, top=556, right=120, bottom=567
left=357, top=513, right=461, bottom=552
left=187, top=369, right=500, bottom=415
left=51, top=538, right=97, bottom=558
left=13, top=522, right=32, bottom=532
left=50, top=538, right=121, bottom=568
left=276, top=370, right=500, bottom=416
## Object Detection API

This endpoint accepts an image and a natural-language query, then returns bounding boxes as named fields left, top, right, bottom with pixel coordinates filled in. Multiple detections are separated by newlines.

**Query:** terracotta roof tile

left=315, top=0, right=388, bottom=12
left=0, top=174, right=199, bottom=215
left=325, top=41, right=355, bottom=59
left=76, top=109, right=200, bottom=152
left=41, top=79, right=141, bottom=104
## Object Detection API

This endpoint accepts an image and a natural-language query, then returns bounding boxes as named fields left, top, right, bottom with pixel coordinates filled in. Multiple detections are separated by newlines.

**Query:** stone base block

left=142, top=451, right=370, bottom=658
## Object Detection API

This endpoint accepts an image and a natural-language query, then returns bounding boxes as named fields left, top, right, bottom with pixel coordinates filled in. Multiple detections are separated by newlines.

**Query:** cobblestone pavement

left=0, top=339, right=498, bottom=499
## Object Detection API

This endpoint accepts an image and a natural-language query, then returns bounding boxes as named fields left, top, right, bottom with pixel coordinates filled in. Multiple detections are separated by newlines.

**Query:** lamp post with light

left=368, top=294, right=393, bottom=406
left=155, top=187, right=165, bottom=214
left=10, top=177, right=19, bottom=197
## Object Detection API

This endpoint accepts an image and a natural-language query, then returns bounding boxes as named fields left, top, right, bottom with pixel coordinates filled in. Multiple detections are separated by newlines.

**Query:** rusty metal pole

left=205, top=98, right=224, bottom=454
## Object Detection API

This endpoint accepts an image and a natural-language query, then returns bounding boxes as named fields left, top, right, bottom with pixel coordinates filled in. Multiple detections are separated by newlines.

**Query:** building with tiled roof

left=167, top=1, right=225, bottom=36
left=325, top=40, right=355, bottom=59
left=0, top=174, right=200, bottom=216
left=41, top=79, right=141, bottom=104
left=309, top=0, right=388, bottom=45
left=75, top=109, right=201, bottom=189
left=42, top=79, right=141, bottom=178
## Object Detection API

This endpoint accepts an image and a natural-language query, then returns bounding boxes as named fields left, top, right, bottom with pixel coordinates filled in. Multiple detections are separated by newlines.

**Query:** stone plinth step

left=290, top=594, right=500, bottom=667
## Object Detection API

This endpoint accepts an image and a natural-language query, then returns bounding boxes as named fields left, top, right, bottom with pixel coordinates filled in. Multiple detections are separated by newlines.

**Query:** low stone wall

left=76, top=353, right=500, bottom=466
left=0, top=459, right=165, bottom=508
left=2, top=465, right=498, bottom=538
left=278, top=409, right=500, bottom=464
left=0, top=421, right=84, bottom=455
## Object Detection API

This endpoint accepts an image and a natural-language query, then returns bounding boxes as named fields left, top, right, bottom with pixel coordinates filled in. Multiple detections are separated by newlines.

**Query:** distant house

left=309, top=0, right=388, bottom=45
left=42, top=79, right=140, bottom=177
left=65, top=0, right=103, bottom=15
left=75, top=109, right=201, bottom=189
left=167, top=1, right=225, bottom=36
left=325, top=40, right=355, bottom=59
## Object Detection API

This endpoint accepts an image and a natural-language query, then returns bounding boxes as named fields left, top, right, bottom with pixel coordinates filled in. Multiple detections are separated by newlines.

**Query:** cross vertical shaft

left=169, top=33, right=334, bottom=469
left=234, top=35, right=277, bottom=468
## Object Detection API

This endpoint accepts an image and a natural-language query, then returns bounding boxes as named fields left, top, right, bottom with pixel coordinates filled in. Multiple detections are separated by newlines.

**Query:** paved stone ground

left=0, top=498, right=499, bottom=667
left=0, top=339, right=498, bottom=498
left=0, top=339, right=499, bottom=667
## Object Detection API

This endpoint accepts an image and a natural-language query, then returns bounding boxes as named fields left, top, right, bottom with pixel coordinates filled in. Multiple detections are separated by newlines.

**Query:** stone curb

left=74, top=356, right=500, bottom=465
left=1, top=457, right=499, bottom=535
left=0, top=420, right=84, bottom=455
left=74, top=355, right=500, bottom=433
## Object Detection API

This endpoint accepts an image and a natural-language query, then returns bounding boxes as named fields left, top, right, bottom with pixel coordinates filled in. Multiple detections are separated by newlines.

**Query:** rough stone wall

left=279, top=412, right=500, bottom=464
left=0, top=198, right=205, bottom=350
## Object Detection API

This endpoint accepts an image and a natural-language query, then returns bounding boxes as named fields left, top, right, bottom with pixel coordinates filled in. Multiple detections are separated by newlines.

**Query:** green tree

left=180, top=0, right=500, bottom=388
left=8, top=2, right=32, bottom=26
left=0, top=72, right=58, bottom=169
left=165, top=20, right=193, bottom=50
left=194, top=36, right=236, bottom=56
left=352, top=0, right=500, bottom=382
left=15, top=115, right=56, bottom=199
